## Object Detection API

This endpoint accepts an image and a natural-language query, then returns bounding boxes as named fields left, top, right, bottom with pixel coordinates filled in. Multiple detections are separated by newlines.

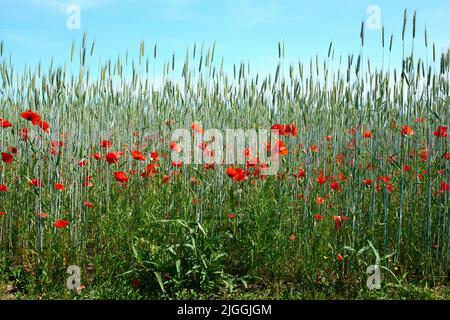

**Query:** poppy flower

left=82, top=176, right=94, bottom=188
left=101, top=140, right=113, bottom=149
left=273, top=139, right=288, bottom=156
left=363, top=130, right=373, bottom=138
left=20, top=110, right=41, bottom=125
left=54, top=183, right=65, bottom=191
left=333, top=215, right=350, bottom=230
left=294, top=168, right=306, bottom=178
left=114, top=171, right=129, bottom=183
left=37, top=212, right=47, bottom=219
left=337, top=254, right=344, bottom=262
left=401, top=126, right=414, bottom=136
left=83, top=201, right=94, bottom=209
left=78, top=160, right=88, bottom=167
left=54, top=220, right=69, bottom=228
left=170, top=141, right=182, bottom=152
left=1, top=152, right=14, bottom=164
left=316, top=196, right=325, bottom=205
left=314, top=213, right=323, bottom=221
left=28, top=178, right=43, bottom=188
left=310, top=144, right=318, bottom=153
left=227, top=213, right=236, bottom=219
left=226, top=166, right=238, bottom=177
left=330, top=181, right=340, bottom=190
left=403, top=165, right=410, bottom=172
left=93, top=153, right=103, bottom=161
left=171, top=160, right=183, bottom=167
left=0, top=118, right=12, bottom=128
left=363, top=178, right=372, bottom=186
left=433, top=126, right=448, bottom=138
left=325, top=135, right=332, bottom=141
left=441, top=182, right=449, bottom=192
left=151, top=152, right=159, bottom=161
left=443, top=152, right=450, bottom=160
left=289, top=234, right=297, bottom=241
left=316, top=175, right=326, bottom=185
left=162, top=175, right=170, bottom=184
left=38, top=121, right=50, bottom=133
left=191, top=123, right=204, bottom=134
left=131, top=150, right=146, bottom=161
left=106, top=151, right=122, bottom=165
left=0, top=184, right=9, bottom=192
left=0, top=212, right=6, bottom=217
left=8, top=147, right=17, bottom=154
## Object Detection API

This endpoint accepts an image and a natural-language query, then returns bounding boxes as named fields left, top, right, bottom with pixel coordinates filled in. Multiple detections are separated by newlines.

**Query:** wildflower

left=191, top=123, right=204, bottom=134
left=106, top=151, right=122, bottom=164
left=403, top=165, right=410, bottom=172
left=0, top=118, right=12, bottom=128
left=83, top=201, right=94, bottom=209
left=314, top=213, right=323, bottom=221
left=333, top=215, right=350, bottom=230
left=1, top=152, right=14, bottom=164
left=0, top=212, right=6, bottom=217
left=162, top=175, right=170, bottom=184
left=54, top=183, right=65, bottom=191
left=401, top=126, right=414, bottom=136
left=54, top=220, right=69, bottom=228
left=28, top=178, right=43, bottom=189
left=289, top=234, right=297, bottom=241
left=336, top=254, right=344, bottom=262
left=330, top=181, right=340, bottom=190
left=131, top=150, right=146, bottom=161
left=316, top=175, right=326, bottom=185
left=363, top=178, right=372, bottom=186
left=0, top=184, right=9, bottom=192
left=170, top=141, right=181, bottom=152
left=227, top=213, right=236, bottom=219
left=93, top=153, right=103, bottom=161
left=433, top=126, right=447, bottom=138
left=38, top=121, right=50, bottom=133
left=101, top=140, right=113, bottom=149
left=363, top=130, right=373, bottom=138
left=20, top=110, right=41, bottom=125
left=114, top=171, right=129, bottom=183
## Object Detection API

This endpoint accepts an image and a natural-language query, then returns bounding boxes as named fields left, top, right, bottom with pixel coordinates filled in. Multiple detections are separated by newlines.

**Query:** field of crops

left=0, top=12, right=449, bottom=299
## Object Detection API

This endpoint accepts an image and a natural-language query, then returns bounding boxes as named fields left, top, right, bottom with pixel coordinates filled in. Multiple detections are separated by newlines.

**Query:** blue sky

left=0, top=0, right=449, bottom=77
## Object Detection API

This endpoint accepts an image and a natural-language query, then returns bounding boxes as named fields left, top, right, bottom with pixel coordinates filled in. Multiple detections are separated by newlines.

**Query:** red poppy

left=114, top=171, right=129, bottom=183
left=363, top=130, right=373, bottom=138
left=101, top=140, right=113, bottom=149
left=0, top=184, right=9, bottom=192
left=171, top=160, right=183, bottom=167
left=403, top=165, right=410, bottom=172
left=1, top=152, right=14, bottom=164
left=316, top=175, right=326, bottom=185
left=78, top=160, right=88, bottom=167
left=336, top=254, right=344, bottom=262
left=162, top=175, right=170, bottom=184
left=314, top=213, right=323, bottom=221
left=333, top=215, right=350, bottom=230
left=330, top=181, right=339, bottom=190
left=310, top=144, right=318, bottom=153
left=0, top=212, right=6, bottom=217
left=227, top=213, right=236, bottom=219
left=29, top=178, right=43, bottom=188
left=20, top=110, right=41, bottom=125
left=93, top=153, right=103, bottom=161
left=0, top=118, right=12, bottom=128
left=131, top=278, right=141, bottom=287
left=273, top=139, right=288, bottom=156
left=191, top=123, right=204, bottom=134
left=83, top=201, right=94, bottom=209
left=401, top=126, right=414, bottom=136
left=325, top=135, right=332, bottom=141
left=433, top=126, right=447, bottom=138
left=294, top=168, right=306, bottom=178
left=363, top=178, right=372, bottom=186
left=151, top=152, right=159, bottom=161
left=106, top=151, right=122, bottom=165
left=131, top=150, right=146, bottom=161
left=443, top=152, right=450, bottom=160
left=8, top=147, right=17, bottom=154
left=441, top=182, right=449, bottom=192
left=54, top=183, right=65, bottom=191
left=170, top=141, right=182, bottom=152
left=38, top=121, right=50, bottom=133
left=54, top=220, right=69, bottom=228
